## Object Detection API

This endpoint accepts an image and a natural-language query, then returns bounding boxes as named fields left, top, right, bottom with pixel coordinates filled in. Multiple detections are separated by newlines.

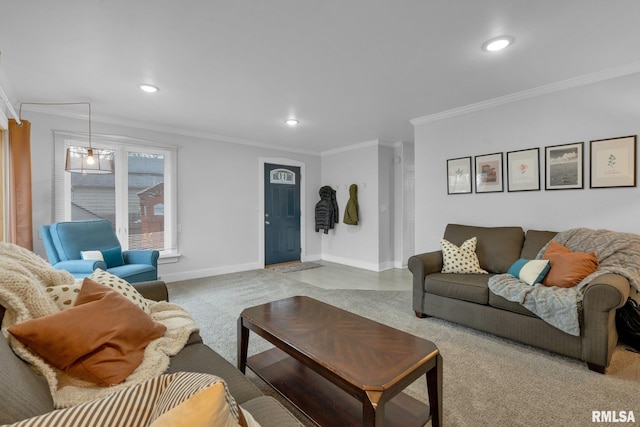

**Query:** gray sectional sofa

left=408, top=224, right=630, bottom=373
left=0, top=280, right=302, bottom=426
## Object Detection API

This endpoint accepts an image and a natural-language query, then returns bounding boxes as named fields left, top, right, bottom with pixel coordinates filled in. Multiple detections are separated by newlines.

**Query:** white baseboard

left=159, top=255, right=403, bottom=283
left=159, top=261, right=262, bottom=283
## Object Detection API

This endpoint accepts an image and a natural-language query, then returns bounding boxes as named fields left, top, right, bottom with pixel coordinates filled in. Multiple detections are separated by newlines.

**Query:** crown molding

left=0, top=107, right=7, bottom=129
left=20, top=104, right=321, bottom=157
left=410, top=61, right=640, bottom=126
left=321, top=139, right=380, bottom=156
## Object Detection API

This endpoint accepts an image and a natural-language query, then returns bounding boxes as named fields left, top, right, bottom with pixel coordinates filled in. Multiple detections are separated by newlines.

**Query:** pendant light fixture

left=19, top=101, right=114, bottom=174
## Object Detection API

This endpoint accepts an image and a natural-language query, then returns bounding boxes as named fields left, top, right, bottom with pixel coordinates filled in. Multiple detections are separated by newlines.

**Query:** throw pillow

left=542, top=240, right=599, bottom=288
left=507, top=259, right=551, bottom=286
left=45, top=284, right=82, bottom=310
left=8, top=278, right=167, bottom=386
left=89, top=268, right=151, bottom=314
left=81, top=247, right=124, bottom=268
left=149, top=371, right=250, bottom=427
left=149, top=383, right=246, bottom=427
left=101, top=246, right=125, bottom=268
left=441, top=237, right=488, bottom=274
left=80, top=250, right=104, bottom=262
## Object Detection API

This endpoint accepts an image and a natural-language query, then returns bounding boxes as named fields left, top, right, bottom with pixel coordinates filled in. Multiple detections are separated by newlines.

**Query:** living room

left=1, top=2, right=640, bottom=426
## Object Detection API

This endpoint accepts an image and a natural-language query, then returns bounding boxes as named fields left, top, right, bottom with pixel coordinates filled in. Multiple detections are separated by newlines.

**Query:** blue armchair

left=40, top=220, right=159, bottom=283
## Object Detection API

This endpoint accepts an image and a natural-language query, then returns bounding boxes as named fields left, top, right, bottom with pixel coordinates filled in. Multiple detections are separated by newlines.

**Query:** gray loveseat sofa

left=0, top=280, right=302, bottom=426
left=408, top=224, right=630, bottom=373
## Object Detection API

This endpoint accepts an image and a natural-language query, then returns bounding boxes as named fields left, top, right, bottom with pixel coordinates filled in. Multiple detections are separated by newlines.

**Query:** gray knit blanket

left=488, top=228, right=640, bottom=336
left=0, top=242, right=198, bottom=408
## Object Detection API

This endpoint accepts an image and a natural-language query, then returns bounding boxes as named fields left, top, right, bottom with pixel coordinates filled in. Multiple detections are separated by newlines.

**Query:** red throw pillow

left=8, top=278, right=166, bottom=386
left=542, top=240, right=599, bottom=288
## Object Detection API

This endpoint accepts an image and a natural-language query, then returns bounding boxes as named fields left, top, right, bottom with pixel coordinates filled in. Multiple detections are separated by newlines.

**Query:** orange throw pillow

left=8, top=278, right=166, bottom=386
left=542, top=240, right=599, bottom=288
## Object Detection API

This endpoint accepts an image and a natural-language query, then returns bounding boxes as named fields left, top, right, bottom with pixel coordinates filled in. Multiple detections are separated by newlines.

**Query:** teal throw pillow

left=102, top=246, right=125, bottom=268
left=507, top=259, right=551, bottom=286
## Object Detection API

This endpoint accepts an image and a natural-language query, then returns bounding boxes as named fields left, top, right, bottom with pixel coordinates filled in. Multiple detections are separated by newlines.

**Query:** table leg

left=426, top=351, right=443, bottom=427
left=363, top=390, right=385, bottom=427
left=237, top=316, right=249, bottom=374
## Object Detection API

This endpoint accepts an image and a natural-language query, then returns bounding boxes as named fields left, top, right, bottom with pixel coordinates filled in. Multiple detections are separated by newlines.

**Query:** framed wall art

left=590, top=135, right=637, bottom=188
left=474, top=152, right=503, bottom=193
left=506, top=148, right=540, bottom=192
left=447, top=156, right=472, bottom=194
left=545, top=142, right=583, bottom=190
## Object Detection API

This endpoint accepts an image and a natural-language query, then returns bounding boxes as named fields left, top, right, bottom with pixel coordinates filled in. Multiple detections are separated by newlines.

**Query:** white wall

left=319, top=140, right=383, bottom=270
left=413, top=72, right=640, bottom=254
left=377, top=144, right=394, bottom=269
left=25, top=111, right=322, bottom=282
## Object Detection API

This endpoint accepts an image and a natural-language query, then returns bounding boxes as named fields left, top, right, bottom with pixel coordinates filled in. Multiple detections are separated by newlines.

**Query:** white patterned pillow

left=89, top=268, right=151, bottom=314
left=45, top=284, right=82, bottom=310
left=441, top=237, right=488, bottom=274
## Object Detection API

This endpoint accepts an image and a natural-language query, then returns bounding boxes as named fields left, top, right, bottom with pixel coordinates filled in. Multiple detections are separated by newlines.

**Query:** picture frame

left=590, top=135, right=637, bottom=188
left=447, top=156, right=472, bottom=194
left=506, top=148, right=540, bottom=192
left=474, top=152, right=503, bottom=193
left=544, top=142, right=583, bottom=190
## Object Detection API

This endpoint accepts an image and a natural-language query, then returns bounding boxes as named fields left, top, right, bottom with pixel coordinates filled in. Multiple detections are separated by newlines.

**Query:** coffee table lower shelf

left=247, top=347, right=431, bottom=427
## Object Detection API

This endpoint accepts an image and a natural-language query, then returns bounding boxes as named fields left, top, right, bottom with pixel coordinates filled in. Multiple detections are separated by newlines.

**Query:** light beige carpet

left=168, top=269, right=640, bottom=427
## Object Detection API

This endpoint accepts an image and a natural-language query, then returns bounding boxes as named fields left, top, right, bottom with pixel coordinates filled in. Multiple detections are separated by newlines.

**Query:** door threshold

left=265, top=260, right=301, bottom=269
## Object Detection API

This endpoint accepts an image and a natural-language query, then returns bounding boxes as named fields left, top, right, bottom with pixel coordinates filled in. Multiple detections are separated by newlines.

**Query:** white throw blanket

left=0, top=242, right=198, bottom=408
left=489, top=228, right=640, bottom=336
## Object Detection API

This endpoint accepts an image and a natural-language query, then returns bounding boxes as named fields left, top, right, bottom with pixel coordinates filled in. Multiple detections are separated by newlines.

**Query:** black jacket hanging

left=315, top=186, right=339, bottom=234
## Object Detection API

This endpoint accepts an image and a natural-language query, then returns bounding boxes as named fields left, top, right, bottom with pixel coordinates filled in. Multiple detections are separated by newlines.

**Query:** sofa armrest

left=582, top=273, right=630, bottom=312
left=581, top=273, right=630, bottom=369
left=408, top=251, right=443, bottom=315
left=53, top=259, right=107, bottom=274
left=133, top=280, right=169, bottom=302
left=123, top=250, right=160, bottom=267
left=408, top=251, right=443, bottom=280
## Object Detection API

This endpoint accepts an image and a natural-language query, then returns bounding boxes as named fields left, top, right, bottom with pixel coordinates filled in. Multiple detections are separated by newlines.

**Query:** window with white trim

left=53, top=131, right=178, bottom=257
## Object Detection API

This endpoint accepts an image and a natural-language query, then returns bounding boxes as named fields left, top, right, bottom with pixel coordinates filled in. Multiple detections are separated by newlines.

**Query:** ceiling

left=1, top=1, right=640, bottom=155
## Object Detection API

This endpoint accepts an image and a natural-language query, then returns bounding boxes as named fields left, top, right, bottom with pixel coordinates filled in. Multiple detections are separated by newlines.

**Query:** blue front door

left=264, top=163, right=301, bottom=266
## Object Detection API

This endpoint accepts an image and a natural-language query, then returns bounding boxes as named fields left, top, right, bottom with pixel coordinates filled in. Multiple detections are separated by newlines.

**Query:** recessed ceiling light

left=285, top=118, right=299, bottom=126
left=481, top=35, right=515, bottom=52
left=139, top=84, right=159, bottom=93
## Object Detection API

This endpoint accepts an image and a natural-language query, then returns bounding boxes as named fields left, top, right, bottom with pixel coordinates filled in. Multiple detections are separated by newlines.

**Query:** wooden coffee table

left=238, top=296, right=442, bottom=427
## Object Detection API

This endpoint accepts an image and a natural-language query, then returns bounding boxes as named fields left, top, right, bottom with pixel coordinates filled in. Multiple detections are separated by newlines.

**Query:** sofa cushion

left=0, top=332, right=54, bottom=424
left=488, top=291, right=537, bottom=318
left=424, top=272, right=491, bottom=305
left=241, top=396, right=303, bottom=427
left=520, top=229, right=557, bottom=259
left=167, top=342, right=264, bottom=405
left=444, top=224, right=525, bottom=273
left=441, top=237, right=488, bottom=274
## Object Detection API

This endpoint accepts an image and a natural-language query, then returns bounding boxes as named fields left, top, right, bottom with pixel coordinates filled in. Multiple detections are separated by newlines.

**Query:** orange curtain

left=8, top=118, right=33, bottom=250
